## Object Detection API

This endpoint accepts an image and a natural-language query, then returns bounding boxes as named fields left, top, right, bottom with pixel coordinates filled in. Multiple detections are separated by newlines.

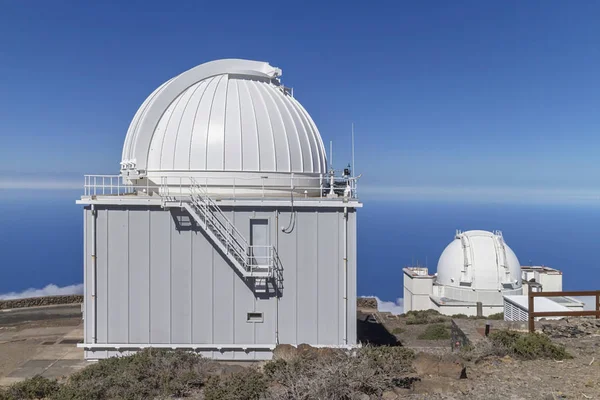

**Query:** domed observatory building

left=403, top=230, right=522, bottom=316
left=77, top=59, right=360, bottom=360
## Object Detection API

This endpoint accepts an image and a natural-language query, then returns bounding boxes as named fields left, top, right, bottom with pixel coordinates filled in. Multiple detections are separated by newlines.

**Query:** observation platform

left=76, top=174, right=363, bottom=208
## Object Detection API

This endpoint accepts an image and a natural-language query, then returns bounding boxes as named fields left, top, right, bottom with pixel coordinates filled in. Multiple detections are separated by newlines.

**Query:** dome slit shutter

left=273, top=89, right=305, bottom=173
left=248, top=80, right=276, bottom=171
left=185, top=79, right=213, bottom=171
left=235, top=79, right=243, bottom=170
left=260, top=83, right=292, bottom=172
left=164, top=85, right=197, bottom=170
left=205, top=75, right=228, bottom=170
left=189, top=76, right=220, bottom=171
left=239, top=79, right=260, bottom=171
left=223, top=77, right=242, bottom=171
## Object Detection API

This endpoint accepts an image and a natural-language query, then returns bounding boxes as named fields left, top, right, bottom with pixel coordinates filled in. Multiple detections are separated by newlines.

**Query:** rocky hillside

left=0, top=295, right=83, bottom=310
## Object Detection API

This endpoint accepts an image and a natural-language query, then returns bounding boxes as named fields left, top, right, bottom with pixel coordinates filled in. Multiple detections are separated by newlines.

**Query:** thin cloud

left=0, top=283, right=83, bottom=300
left=359, top=185, right=600, bottom=205
left=0, top=179, right=81, bottom=190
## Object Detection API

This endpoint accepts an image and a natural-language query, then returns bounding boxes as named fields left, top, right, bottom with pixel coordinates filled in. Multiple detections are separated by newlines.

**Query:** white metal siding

left=84, top=206, right=356, bottom=359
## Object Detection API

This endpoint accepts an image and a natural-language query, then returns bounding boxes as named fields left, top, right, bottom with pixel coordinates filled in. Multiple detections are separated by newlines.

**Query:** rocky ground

left=358, top=302, right=600, bottom=400
left=1, top=298, right=599, bottom=399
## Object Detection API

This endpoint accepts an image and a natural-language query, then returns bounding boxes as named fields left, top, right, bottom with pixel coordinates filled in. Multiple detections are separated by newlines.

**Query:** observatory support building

left=403, top=230, right=522, bottom=316
left=77, top=59, right=361, bottom=360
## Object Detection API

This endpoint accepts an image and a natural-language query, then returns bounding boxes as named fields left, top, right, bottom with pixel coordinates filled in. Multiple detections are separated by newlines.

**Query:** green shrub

left=451, top=313, right=469, bottom=319
left=55, top=348, right=210, bottom=399
left=489, top=330, right=572, bottom=360
left=0, top=376, right=59, bottom=400
left=391, top=327, right=405, bottom=335
left=203, top=369, right=266, bottom=400
left=417, top=324, right=451, bottom=340
left=487, top=312, right=504, bottom=320
left=404, top=310, right=447, bottom=325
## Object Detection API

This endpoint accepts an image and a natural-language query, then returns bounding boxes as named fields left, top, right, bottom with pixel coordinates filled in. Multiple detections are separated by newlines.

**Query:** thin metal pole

left=91, top=205, right=97, bottom=344
left=351, top=122, right=355, bottom=175
left=528, top=291, right=535, bottom=333
left=343, top=206, right=348, bottom=345
left=329, top=140, right=333, bottom=171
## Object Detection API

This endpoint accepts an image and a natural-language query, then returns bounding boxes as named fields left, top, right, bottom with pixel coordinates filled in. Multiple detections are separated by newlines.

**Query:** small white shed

left=503, top=295, right=571, bottom=322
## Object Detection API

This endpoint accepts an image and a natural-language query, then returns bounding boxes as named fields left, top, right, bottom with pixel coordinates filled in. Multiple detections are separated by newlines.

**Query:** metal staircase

left=162, top=178, right=283, bottom=293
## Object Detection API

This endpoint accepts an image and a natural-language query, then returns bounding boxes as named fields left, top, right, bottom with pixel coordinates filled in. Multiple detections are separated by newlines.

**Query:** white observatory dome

left=120, top=59, right=327, bottom=195
left=436, top=230, right=522, bottom=292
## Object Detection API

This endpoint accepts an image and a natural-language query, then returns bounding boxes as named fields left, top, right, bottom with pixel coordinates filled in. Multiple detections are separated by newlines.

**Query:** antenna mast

left=329, top=140, right=333, bottom=171
left=351, top=123, right=355, bottom=176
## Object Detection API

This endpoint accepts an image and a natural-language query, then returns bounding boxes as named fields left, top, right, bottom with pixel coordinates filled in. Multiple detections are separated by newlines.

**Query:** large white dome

left=120, top=59, right=327, bottom=193
left=436, top=230, right=522, bottom=292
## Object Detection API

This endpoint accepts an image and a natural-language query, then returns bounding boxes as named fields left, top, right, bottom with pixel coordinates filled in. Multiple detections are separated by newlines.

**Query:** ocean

left=1, top=189, right=598, bottom=306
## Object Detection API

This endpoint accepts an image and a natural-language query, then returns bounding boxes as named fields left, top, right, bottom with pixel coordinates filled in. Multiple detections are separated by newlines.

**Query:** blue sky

left=1, top=1, right=600, bottom=203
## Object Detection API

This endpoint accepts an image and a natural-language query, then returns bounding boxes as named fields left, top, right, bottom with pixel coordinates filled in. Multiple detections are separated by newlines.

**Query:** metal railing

left=528, top=290, right=600, bottom=332
left=83, top=173, right=359, bottom=200
left=84, top=175, right=137, bottom=196
left=184, top=178, right=282, bottom=281
left=188, top=178, right=250, bottom=270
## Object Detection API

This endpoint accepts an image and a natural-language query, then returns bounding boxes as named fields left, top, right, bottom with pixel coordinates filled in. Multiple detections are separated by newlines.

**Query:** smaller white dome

left=436, top=230, right=522, bottom=292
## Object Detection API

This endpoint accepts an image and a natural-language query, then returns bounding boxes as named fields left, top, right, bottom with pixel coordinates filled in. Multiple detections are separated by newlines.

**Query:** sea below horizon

left=1, top=189, right=599, bottom=310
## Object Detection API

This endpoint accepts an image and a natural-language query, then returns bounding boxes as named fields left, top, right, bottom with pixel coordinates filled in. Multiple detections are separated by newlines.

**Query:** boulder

left=272, top=344, right=298, bottom=361
left=357, top=297, right=378, bottom=310
left=382, top=390, right=399, bottom=399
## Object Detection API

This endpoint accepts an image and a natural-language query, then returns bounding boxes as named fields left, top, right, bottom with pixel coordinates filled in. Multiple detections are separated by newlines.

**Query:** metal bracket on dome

left=458, top=233, right=473, bottom=286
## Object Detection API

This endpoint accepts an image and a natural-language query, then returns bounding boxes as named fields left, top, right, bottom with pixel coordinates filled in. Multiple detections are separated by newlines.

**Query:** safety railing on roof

left=528, top=290, right=600, bottom=332
left=83, top=173, right=359, bottom=199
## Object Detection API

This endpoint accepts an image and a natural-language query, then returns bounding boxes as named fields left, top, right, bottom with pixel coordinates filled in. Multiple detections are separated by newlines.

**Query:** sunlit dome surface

left=436, top=230, right=522, bottom=291
left=121, top=59, right=327, bottom=179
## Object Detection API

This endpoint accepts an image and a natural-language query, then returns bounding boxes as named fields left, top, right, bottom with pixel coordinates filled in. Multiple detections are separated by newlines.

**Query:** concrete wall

left=538, top=273, right=562, bottom=292
left=83, top=205, right=357, bottom=360
left=403, top=273, right=433, bottom=312
left=433, top=304, right=503, bottom=317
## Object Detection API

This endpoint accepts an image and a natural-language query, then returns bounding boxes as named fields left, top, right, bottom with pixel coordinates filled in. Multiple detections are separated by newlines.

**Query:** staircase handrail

left=190, top=193, right=248, bottom=257
left=189, top=178, right=249, bottom=257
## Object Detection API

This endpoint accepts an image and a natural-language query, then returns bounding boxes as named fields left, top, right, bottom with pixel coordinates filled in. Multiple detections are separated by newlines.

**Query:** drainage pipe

left=275, top=211, right=280, bottom=345
left=343, top=206, right=348, bottom=345
left=91, top=205, right=97, bottom=344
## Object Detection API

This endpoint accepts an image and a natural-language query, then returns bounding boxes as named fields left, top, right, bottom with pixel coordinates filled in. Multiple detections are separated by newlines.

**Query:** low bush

left=404, top=310, right=447, bottom=325
left=0, top=347, right=418, bottom=400
left=55, top=348, right=210, bottom=399
left=204, top=368, right=266, bottom=400
left=489, top=330, right=572, bottom=360
left=451, top=313, right=469, bottom=319
left=0, top=376, right=59, bottom=400
left=487, top=312, right=504, bottom=320
left=417, top=324, right=451, bottom=340
left=391, top=327, right=405, bottom=335
left=264, top=346, right=415, bottom=399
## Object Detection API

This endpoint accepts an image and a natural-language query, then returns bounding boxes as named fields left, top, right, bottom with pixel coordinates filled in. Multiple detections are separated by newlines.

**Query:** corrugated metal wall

left=83, top=205, right=357, bottom=359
